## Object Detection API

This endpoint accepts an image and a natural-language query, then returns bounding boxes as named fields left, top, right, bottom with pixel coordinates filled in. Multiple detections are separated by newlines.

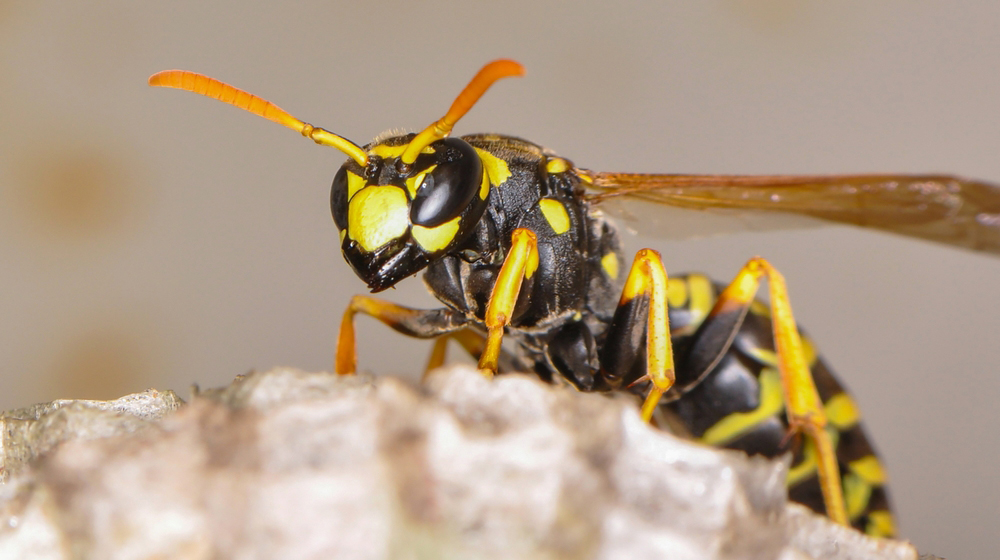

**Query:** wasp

left=149, top=60, right=1000, bottom=538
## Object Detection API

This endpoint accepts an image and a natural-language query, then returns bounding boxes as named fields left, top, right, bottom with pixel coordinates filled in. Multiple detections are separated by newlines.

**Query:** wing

left=582, top=171, right=1000, bottom=256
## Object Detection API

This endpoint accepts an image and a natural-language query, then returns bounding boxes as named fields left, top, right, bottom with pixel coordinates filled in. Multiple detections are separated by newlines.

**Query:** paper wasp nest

left=0, top=366, right=919, bottom=560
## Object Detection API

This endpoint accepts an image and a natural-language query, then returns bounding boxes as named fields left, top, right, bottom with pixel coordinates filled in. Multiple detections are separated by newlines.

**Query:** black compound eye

left=409, top=138, right=483, bottom=228
left=330, top=165, right=349, bottom=230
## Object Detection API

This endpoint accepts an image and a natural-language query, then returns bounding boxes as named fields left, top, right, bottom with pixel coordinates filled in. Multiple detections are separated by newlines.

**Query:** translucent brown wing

left=582, top=171, right=1000, bottom=256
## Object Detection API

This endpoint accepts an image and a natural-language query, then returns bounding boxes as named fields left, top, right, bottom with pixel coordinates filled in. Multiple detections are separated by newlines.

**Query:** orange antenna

left=401, top=59, right=525, bottom=164
left=148, top=70, right=369, bottom=167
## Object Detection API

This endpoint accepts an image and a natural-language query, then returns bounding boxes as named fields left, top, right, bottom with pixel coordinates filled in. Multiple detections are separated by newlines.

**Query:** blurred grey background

left=2, top=1, right=999, bottom=556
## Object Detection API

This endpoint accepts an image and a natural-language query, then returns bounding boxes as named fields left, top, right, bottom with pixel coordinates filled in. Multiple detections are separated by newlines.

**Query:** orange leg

left=423, top=329, right=488, bottom=380
left=335, top=295, right=467, bottom=375
left=477, top=228, right=539, bottom=376
left=710, top=256, right=848, bottom=526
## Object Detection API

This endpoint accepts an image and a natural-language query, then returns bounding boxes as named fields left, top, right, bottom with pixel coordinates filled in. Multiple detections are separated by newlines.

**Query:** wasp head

left=330, top=135, right=490, bottom=292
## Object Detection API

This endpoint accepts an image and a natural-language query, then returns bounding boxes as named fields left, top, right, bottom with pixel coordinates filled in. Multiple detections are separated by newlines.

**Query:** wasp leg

left=599, top=249, right=676, bottom=422
left=478, top=228, right=539, bottom=377
left=423, top=329, right=488, bottom=380
left=335, top=295, right=469, bottom=376
left=711, top=257, right=848, bottom=526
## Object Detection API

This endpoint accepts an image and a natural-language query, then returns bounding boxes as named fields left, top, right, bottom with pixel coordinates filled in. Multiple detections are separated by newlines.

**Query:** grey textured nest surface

left=0, top=366, right=918, bottom=560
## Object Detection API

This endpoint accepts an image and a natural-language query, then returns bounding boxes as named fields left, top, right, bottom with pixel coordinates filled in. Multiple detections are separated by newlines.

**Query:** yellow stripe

left=800, top=335, right=817, bottom=367
left=865, top=511, right=896, bottom=538
left=842, top=471, right=872, bottom=520
left=745, top=334, right=817, bottom=370
left=848, top=455, right=886, bottom=485
left=786, top=427, right=840, bottom=487
left=667, top=277, right=687, bottom=308
left=539, top=198, right=571, bottom=234
left=479, top=165, right=489, bottom=199
left=749, top=299, right=771, bottom=317
left=687, top=274, right=713, bottom=324
left=700, top=368, right=783, bottom=445
left=601, top=252, right=619, bottom=280
left=745, top=347, right=778, bottom=367
left=786, top=438, right=817, bottom=487
left=824, top=393, right=861, bottom=430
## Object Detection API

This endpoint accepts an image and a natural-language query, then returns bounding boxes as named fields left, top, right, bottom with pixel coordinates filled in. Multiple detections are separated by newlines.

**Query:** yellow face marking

left=848, top=455, right=886, bottom=485
left=842, top=471, right=873, bottom=520
left=667, top=277, right=688, bottom=308
left=411, top=215, right=461, bottom=253
left=545, top=157, right=569, bottom=174
left=824, top=393, right=861, bottom=430
left=687, top=274, right=714, bottom=324
left=474, top=147, right=512, bottom=187
left=865, top=511, right=896, bottom=538
left=347, top=185, right=409, bottom=252
left=539, top=198, right=571, bottom=235
left=347, top=171, right=366, bottom=200
left=700, top=367, right=783, bottom=445
left=404, top=164, right=437, bottom=198
left=370, top=143, right=434, bottom=159
left=601, top=252, right=620, bottom=280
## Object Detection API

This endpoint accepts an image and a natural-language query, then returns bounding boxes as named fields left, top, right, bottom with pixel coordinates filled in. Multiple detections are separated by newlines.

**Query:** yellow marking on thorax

left=539, top=198, right=571, bottom=234
left=601, top=252, right=619, bottom=280
left=545, top=157, right=569, bottom=174
left=700, top=367, right=784, bottom=446
left=667, top=277, right=688, bottom=308
left=474, top=147, right=512, bottom=188
left=347, top=185, right=409, bottom=252
left=412, top=216, right=461, bottom=253
left=824, top=393, right=861, bottom=430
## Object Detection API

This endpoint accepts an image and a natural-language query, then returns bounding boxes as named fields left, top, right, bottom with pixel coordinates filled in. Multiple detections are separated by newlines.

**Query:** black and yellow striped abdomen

left=662, top=274, right=895, bottom=537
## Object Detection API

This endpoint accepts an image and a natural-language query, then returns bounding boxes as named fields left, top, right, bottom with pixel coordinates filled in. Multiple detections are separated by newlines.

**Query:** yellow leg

left=614, top=249, right=677, bottom=422
left=711, top=257, right=848, bottom=526
left=478, top=228, right=539, bottom=377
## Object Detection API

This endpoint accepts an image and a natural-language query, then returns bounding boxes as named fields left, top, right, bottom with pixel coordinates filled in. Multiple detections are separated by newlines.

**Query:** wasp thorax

left=330, top=136, right=490, bottom=292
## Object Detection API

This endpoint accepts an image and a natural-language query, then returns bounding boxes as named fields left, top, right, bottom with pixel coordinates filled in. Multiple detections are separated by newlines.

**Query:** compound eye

left=330, top=165, right=349, bottom=230
left=409, top=138, right=483, bottom=228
